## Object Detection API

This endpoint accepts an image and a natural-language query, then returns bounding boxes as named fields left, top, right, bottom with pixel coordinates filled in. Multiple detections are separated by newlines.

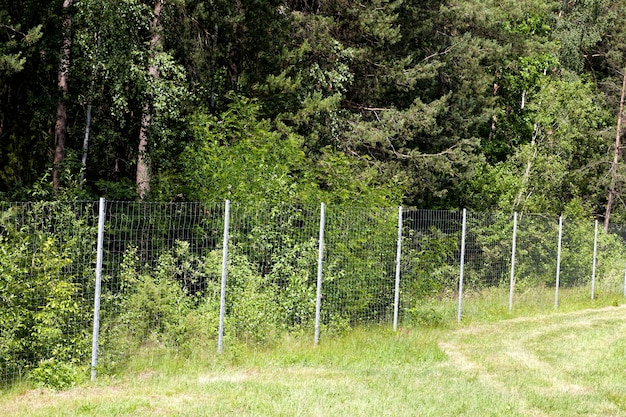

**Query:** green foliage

left=29, top=358, right=82, bottom=390
left=105, top=242, right=213, bottom=354
left=404, top=303, right=448, bottom=328
left=0, top=10, right=42, bottom=77
left=403, top=227, right=459, bottom=299
left=555, top=0, right=612, bottom=72
left=472, top=72, right=612, bottom=215
left=181, top=97, right=315, bottom=205
left=102, top=203, right=407, bottom=354
left=178, top=96, right=400, bottom=206
left=0, top=202, right=95, bottom=382
left=105, top=233, right=318, bottom=355
left=0, top=0, right=621, bottom=214
left=229, top=206, right=320, bottom=332
left=269, top=240, right=318, bottom=331
left=321, top=206, right=399, bottom=324
left=464, top=212, right=515, bottom=289
left=513, top=214, right=560, bottom=287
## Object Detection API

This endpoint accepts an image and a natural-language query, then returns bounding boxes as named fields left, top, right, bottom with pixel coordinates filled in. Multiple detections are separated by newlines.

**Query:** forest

left=2, top=0, right=626, bottom=221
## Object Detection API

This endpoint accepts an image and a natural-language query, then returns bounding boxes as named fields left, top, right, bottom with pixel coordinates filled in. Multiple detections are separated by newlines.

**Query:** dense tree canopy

left=1, top=0, right=626, bottom=220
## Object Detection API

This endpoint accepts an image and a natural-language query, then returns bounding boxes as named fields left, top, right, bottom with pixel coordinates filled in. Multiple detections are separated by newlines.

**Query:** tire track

left=440, top=305, right=626, bottom=416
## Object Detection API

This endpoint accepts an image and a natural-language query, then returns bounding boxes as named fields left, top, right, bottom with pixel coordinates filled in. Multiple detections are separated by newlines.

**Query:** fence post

left=90, top=197, right=106, bottom=382
left=555, top=215, right=563, bottom=309
left=509, top=212, right=518, bottom=312
left=314, top=202, right=326, bottom=345
left=591, top=219, right=598, bottom=300
left=457, top=208, right=467, bottom=323
left=393, top=206, right=403, bottom=331
left=217, top=200, right=230, bottom=354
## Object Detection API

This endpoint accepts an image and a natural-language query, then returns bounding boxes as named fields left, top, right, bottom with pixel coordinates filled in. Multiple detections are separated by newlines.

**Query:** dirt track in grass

left=440, top=305, right=626, bottom=416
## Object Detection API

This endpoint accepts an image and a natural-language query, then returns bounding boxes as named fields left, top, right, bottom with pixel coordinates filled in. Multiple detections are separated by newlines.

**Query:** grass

left=3, top=289, right=626, bottom=416
left=460, top=283, right=625, bottom=321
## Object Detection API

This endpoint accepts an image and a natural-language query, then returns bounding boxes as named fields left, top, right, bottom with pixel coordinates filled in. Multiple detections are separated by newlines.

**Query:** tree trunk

left=604, top=70, right=626, bottom=231
left=136, top=0, right=163, bottom=200
left=79, top=100, right=92, bottom=187
left=136, top=103, right=152, bottom=200
left=228, top=0, right=242, bottom=90
left=210, top=22, right=218, bottom=110
left=512, top=122, right=539, bottom=212
left=53, top=0, right=73, bottom=193
left=80, top=32, right=100, bottom=188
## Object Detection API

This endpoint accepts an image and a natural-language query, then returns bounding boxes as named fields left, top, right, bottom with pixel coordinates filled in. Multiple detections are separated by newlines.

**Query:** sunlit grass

left=1, top=326, right=516, bottom=417
left=451, top=284, right=625, bottom=324
left=2, top=291, right=626, bottom=416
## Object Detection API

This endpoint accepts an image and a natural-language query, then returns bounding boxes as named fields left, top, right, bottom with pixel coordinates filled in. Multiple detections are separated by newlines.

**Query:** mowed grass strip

left=3, top=305, right=626, bottom=416
left=441, top=304, right=626, bottom=416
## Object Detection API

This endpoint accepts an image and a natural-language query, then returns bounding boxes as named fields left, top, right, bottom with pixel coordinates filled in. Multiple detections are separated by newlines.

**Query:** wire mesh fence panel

left=399, top=209, right=462, bottom=327
left=557, top=217, right=596, bottom=306
left=512, top=213, right=560, bottom=312
left=6, top=200, right=626, bottom=386
left=603, top=223, right=626, bottom=297
left=225, top=203, right=320, bottom=345
left=0, top=201, right=99, bottom=386
left=97, top=201, right=225, bottom=369
left=321, top=206, right=398, bottom=328
left=461, top=211, right=514, bottom=319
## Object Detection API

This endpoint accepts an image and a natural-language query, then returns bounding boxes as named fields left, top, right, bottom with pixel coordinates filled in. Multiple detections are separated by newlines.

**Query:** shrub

left=0, top=202, right=94, bottom=384
left=29, top=358, right=82, bottom=390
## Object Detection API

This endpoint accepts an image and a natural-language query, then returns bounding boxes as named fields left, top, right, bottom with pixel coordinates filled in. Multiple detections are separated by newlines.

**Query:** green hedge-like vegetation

left=2, top=201, right=626, bottom=388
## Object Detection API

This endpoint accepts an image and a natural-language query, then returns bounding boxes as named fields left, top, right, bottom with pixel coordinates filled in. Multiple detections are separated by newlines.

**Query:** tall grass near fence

left=5, top=306, right=626, bottom=416
left=1, top=200, right=626, bottom=387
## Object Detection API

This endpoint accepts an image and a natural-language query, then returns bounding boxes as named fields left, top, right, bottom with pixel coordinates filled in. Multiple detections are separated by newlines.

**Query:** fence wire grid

left=1, top=200, right=626, bottom=385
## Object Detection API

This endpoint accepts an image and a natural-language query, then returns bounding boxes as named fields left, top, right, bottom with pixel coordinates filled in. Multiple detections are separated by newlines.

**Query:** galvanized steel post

left=91, top=197, right=106, bottom=382
left=314, top=203, right=326, bottom=345
left=591, top=219, right=598, bottom=300
left=393, top=206, right=403, bottom=331
left=217, top=200, right=230, bottom=353
left=457, top=208, right=467, bottom=323
left=555, top=215, right=563, bottom=309
left=509, top=212, right=518, bottom=312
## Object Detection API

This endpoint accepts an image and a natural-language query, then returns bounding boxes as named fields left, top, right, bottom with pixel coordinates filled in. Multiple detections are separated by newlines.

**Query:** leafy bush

left=103, top=237, right=312, bottom=358
left=101, top=225, right=352, bottom=357
left=269, top=240, right=318, bottom=332
left=403, top=227, right=459, bottom=299
left=0, top=202, right=94, bottom=384
left=404, top=304, right=448, bottom=328
left=29, top=358, right=82, bottom=390
left=102, top=242, right=213, bottom=357
left=322, top=206, right=398, bottom=324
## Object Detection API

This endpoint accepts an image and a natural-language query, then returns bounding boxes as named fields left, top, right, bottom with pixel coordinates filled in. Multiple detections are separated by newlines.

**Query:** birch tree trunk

left=53, top=0, right=73, bottom=193
left=80, top=32, right=100, bottom=188
left=136, top=0, right=163, bottom=200
left=604, top=70, right=626, bottom=231
left=512, top=123, right=539, bottom=212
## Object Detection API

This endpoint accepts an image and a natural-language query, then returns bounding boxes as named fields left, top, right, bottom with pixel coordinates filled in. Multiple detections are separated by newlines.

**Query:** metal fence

left=1, top=199, right=626, bottom=385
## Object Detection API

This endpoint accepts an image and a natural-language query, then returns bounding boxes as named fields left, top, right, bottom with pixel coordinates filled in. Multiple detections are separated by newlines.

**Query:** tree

left=0, top=10, right=42, bottom=78
left=52, top=0, right=73, bottom=193
left=179, top=96, right=399, bottom=206
left=67, top=0, right=189, bottom=200
left=0, top=1, right=55, bottom=197
left=136, top=0, right=164, bottom=200
left=605, top=71, right=626, bottom=230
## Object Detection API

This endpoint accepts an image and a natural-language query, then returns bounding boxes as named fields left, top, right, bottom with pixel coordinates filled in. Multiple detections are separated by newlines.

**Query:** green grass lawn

left=3, top=302, right=626, bottom=416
